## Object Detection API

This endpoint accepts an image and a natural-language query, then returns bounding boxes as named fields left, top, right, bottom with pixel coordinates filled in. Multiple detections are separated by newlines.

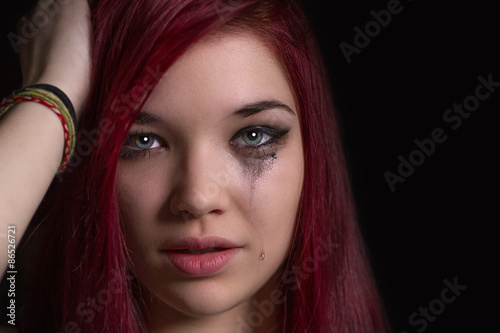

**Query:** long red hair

left=23, top=0, right=390, bottom=332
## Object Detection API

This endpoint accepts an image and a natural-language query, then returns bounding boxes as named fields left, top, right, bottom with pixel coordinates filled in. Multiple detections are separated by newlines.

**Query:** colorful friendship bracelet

left=0, top=84, right=77, bottom=173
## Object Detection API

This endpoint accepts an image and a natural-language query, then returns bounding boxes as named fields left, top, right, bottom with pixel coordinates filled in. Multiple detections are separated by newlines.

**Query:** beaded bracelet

left=0, top=84, right=77, bottom=173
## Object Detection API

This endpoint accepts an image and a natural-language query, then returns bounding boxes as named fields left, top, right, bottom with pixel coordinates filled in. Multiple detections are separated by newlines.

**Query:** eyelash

left=119, top=126, right=289, bottom=159
left=230, top=126, right=288, bottom=156
left=119, top=130, right=164, bottom=159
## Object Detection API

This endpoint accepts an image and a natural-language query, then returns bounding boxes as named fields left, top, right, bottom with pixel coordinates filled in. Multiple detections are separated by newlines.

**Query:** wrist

left=28, top=75, right=88, bottom=120
left=1, top=84, right=78, bottom=173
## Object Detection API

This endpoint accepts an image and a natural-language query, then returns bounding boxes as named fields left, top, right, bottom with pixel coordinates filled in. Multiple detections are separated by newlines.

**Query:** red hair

left=23, top=1, right=390, bottom=332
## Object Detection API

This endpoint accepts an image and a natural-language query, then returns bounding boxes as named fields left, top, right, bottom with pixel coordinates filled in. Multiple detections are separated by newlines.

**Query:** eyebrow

left=233, top=100, right=296, bottom=118
left=135, top=100, right=296, bottom=124
left=136, top=112, right=159, bottom=124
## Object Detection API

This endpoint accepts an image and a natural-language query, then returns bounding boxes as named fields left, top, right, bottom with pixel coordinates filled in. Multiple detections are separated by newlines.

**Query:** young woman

left=0, top=0, right=390, bottom=331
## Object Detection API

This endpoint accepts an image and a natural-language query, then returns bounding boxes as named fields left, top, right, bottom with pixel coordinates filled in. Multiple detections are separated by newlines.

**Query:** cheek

left=115, top=163, right=170, bottom=256
left=116, top=155, right=178, bottom=217
left=247, top=140, right=304, bottom=259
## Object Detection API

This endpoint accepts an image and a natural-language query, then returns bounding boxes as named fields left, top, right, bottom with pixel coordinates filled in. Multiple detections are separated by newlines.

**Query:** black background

left=1, top=0, right=497, bottom=331
left=303, top=1, right=497, bottom=332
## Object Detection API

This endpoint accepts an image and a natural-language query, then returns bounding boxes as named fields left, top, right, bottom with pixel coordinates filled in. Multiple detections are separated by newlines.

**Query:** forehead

left=144, top=31, right=296, bottom=120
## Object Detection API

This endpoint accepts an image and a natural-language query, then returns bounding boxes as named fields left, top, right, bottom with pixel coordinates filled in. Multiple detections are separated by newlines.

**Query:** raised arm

left=0, top=0, right=92, bottom=276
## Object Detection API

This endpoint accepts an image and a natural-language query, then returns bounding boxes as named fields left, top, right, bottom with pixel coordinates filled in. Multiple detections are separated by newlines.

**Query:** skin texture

left=115, top=32, right=304, bottom=332
left=0, top=0, right=91, bottom=276
left=20, top=0, right=92, bottom=114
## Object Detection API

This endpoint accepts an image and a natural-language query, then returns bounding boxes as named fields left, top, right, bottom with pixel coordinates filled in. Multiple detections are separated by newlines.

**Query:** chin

left=158, top=290, right=244, bottom=317
left=145, top=277, right=253, bottom=318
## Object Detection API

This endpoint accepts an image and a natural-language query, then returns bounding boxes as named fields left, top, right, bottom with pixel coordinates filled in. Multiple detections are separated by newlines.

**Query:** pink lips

left=162, top=236, right=241, bottom=277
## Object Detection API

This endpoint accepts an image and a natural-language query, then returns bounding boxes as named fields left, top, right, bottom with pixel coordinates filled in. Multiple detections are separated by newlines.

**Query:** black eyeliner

left=119, top=131, right=164, bottom=159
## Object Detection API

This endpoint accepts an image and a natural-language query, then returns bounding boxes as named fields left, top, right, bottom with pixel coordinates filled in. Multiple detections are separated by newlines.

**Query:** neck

left=144, top=279, right=284, bottom=333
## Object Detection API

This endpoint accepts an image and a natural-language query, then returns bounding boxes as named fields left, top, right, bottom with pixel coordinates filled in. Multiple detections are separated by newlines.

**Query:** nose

left=169, top=146, right=231, bottom=221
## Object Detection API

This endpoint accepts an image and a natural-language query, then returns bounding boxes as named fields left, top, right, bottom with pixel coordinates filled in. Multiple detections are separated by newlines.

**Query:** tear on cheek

left=235, top=136, right=287, bottom=184
left=242, top=150, right=279, bottom=181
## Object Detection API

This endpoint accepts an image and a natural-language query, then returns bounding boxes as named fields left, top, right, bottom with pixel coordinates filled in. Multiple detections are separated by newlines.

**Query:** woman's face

left=116, top=31, right=304, bottom=325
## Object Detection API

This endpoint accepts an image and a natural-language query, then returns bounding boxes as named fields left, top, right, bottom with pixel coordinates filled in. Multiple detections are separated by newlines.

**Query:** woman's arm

left=0, top=0, right=92, bottom=276
left=0, top=101, right=65, bottom=274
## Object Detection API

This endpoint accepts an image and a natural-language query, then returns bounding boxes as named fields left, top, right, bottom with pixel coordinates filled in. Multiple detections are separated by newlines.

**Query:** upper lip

left=162, top=236, right=241, bottom=251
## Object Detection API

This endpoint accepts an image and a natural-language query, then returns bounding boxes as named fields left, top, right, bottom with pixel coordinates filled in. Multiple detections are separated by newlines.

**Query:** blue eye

left=237, top=129, right=272, bottom=146
left=133, top=134, right=157, bottom=149
left=120, top=133, right=163, bottom=158
left=119, top=126, right=290, bottom=160
left=231, top=126, right=289, bottom=151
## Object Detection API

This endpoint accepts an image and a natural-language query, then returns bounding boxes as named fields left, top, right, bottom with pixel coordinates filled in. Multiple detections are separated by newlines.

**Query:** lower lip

left=163, top=248, right=240, bottom=277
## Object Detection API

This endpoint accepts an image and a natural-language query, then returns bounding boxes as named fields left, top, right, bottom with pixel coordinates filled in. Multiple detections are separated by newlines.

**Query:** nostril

left=180, top=210, right=191, bottom=222
left=169, top=177, right=229, bottom=220
left=178, top=208, right=223, bottom=223
left=208, top=209, right=224, bottom=216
